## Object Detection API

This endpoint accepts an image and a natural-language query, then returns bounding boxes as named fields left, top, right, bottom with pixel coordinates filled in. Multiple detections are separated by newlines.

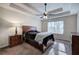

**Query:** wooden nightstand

left=9, top=35, right=23, bottom=47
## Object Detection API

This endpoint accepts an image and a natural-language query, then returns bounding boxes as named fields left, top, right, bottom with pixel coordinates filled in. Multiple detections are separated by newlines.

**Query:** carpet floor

left=43, top=39, right=71, bottom=55
left=0, top=39, right=71, bottom=55
left=0, top=43, right=42, bottom=55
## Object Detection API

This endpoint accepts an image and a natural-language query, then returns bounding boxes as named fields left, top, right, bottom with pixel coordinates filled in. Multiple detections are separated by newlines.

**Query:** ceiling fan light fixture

left=45, top=12, right=47, bottom=14
left=43, top=12, right=47, bottom=16
left=43, top=15, right=47, bottom=19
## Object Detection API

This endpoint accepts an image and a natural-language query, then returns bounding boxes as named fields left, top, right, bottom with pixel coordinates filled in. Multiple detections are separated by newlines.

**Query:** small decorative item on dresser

left=9, top=35, right=23, bottom=47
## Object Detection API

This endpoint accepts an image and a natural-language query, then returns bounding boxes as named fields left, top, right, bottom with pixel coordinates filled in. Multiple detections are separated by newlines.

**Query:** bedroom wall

left=41, top=14, right=77, bottom=41
left=0, top=7, right=41, bottom=48
left=77, top=13, right=79, bottom=32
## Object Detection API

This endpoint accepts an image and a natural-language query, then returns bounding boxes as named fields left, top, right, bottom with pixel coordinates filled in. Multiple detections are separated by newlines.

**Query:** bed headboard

left=22, top=26, right=37, bottom=33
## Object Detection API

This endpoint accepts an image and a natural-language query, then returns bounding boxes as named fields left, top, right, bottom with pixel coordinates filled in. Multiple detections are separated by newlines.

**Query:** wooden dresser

left=9, top=35, right=23, bottom=47
left=72, top=32, right=79, bottom=55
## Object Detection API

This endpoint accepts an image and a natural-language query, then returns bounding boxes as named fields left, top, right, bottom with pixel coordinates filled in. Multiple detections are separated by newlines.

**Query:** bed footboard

left=25, top=39, right=44, bottom=52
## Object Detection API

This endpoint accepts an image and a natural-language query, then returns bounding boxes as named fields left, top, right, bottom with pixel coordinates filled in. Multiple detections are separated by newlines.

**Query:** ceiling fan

left=9, top=3, right=70, bottom=19
left=36, top=3, right=70, bottom=19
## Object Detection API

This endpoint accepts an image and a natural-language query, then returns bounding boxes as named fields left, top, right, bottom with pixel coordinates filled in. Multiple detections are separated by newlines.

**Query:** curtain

left=48, top=21, right=64, bottom=34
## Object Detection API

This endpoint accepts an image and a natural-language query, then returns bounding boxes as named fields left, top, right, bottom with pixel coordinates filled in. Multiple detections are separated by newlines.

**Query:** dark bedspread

left=23, top=30, right=54, bottom=46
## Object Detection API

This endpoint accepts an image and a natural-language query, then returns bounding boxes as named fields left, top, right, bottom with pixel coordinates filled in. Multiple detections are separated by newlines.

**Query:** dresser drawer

left=9, top=35, right=23, bottom=47
left=72, top=35, right=79, bottom=55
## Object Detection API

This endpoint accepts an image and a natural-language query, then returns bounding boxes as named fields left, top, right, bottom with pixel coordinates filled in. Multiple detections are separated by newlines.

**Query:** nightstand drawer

left=9, top=35, right=23, bottom=47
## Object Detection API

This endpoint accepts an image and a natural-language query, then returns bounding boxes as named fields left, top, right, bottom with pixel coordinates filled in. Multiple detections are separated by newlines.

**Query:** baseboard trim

left=0, top=45, right=9, bottom=50
left=55, top=39, right=70, bottom=42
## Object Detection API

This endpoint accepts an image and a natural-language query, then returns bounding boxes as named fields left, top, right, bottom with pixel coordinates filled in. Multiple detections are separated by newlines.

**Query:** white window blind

left=48, top=21, right=64, bottom=34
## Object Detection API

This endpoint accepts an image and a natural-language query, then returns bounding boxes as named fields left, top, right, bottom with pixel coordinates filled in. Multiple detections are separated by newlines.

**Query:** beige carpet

left=44, top=39, right=71, bottom=55
left=0, top=43, right=42, bottom=55
left=0, top=39, right=71, bottom=55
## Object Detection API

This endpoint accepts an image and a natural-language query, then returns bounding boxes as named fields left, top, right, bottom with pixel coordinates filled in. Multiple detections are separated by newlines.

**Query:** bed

left=22, top=26, right=55, bottom=52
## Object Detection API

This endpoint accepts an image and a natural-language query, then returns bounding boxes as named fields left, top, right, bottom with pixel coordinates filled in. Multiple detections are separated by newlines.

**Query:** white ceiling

left=0, top=3, right=79, bottom=17
left=24, top=3, right=79, bottom=14
left=0, top=3, right=79, bottom=25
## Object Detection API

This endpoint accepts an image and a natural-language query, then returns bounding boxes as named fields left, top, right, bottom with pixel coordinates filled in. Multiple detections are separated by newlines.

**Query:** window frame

left=48, top=21, right=64, bottom=34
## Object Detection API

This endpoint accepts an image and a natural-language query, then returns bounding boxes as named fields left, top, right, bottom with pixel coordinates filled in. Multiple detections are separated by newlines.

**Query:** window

left=48, top=21, right=64, bottom=34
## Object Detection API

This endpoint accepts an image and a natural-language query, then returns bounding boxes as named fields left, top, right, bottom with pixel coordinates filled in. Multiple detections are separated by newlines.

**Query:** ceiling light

left=43, top=16, right=47, bottom=19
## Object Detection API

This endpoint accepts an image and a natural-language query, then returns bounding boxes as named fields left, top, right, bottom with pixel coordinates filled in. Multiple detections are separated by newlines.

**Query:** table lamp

left=14, top=23, right=21, bottom=35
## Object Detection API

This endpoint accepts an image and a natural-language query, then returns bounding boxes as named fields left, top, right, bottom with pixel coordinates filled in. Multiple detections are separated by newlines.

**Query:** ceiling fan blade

left=48, top=11, right=70, bottom=17
left=47, top=8, right=63, bottom=14
left=22, top=3, right=41, bottom=13
left=40, top=16, right=43, bottom=18
left=35, top=14, right=43, bottom=16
